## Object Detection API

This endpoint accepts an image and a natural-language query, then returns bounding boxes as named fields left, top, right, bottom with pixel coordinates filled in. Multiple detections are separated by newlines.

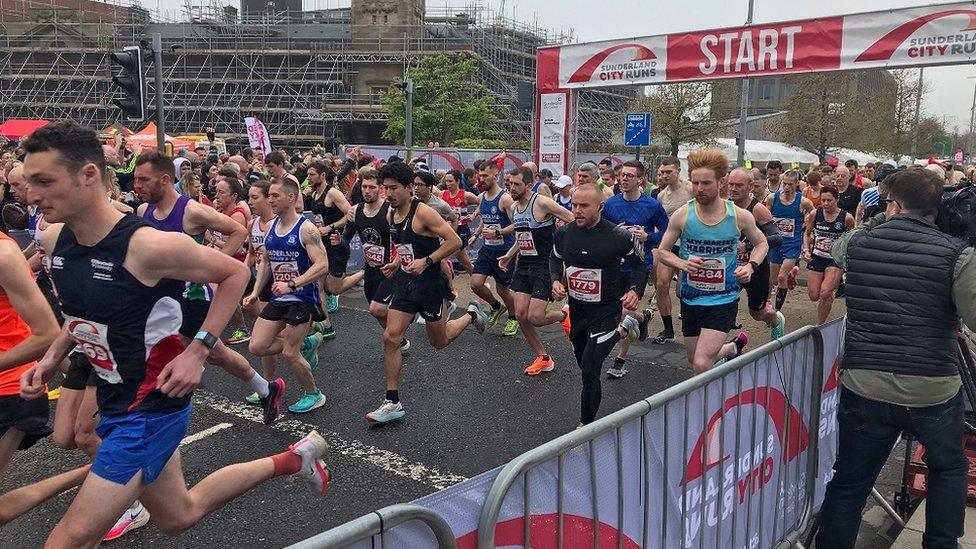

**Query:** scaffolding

left=0, top=0, right=634, bottom=146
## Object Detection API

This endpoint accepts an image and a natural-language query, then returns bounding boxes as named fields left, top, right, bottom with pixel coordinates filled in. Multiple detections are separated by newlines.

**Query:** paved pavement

left=0, top=275, right=904, bottom=548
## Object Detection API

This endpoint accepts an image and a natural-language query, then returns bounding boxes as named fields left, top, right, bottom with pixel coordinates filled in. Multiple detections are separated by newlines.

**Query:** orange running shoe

left=524, top=355, right=555, bottom=376
left=560, top=304, right=571, bottom=337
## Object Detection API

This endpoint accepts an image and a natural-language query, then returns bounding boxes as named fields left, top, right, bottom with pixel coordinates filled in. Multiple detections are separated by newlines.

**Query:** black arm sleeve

left=336, top=158, right=357, bottom=181
left=549, top=227, right=566, bottom=284
left=759, top=220, right=782, bottom=249
left=341, top=219, right=357, bottom=242
left=617, top=230, right=648, bottom=297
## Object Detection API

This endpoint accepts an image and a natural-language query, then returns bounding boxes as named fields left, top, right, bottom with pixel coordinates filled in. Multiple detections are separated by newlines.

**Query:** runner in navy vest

left=365, top=161, right=489, bottom=425
left=727, top=168, right=787, bottom=340
left=468, top=160, right=519, bottom=336
left=498, top=166, right=573, bottom=376
left=134, top=152, right=285, bottom=425
left=765, top=169, right=814, bottom=312
left=20, top=121, right=330, bottom=547
left=246, top=178, right=331, bottom=414
left=657, top=150, right=768, bottom=375
left=802, top=186, right=853, bottom=325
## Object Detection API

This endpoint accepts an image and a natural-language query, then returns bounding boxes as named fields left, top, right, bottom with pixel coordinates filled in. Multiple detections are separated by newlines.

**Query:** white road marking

left=180, top=422, right=234, bottom=447
left=192, top=390, right=468, bottom=490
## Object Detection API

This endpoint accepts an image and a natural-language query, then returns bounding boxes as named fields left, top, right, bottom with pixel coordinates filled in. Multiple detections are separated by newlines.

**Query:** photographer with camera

left=817, top=167, right=975, bottom=549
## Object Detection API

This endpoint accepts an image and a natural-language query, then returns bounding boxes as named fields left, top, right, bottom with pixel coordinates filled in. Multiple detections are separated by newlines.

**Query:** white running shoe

left=467, top=301, right=489, bottom=333
left=288, top=430, right=332, bottom=494
left=365, top=399, right=405, bottom=424
left=103, top=501, right=150, bottom=541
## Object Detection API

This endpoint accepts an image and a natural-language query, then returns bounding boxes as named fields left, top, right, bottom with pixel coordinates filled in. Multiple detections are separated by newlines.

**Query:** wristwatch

left=193, top=331, right=218, bottom=350
left=288, top=279, right=297, bottom=290
left=748, top=260, right=761, bottom=272
left=425, top=256, right=434, bottom=267
left=494, top=228, right=501, bottom=238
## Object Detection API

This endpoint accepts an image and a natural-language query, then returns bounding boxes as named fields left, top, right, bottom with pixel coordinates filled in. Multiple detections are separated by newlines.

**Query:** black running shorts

left=259, top=300, right=326, bottom=326
left=510, top=262, right=552, bottom=301
left=741, top=260, right=771, bottom=312
left=680, top=300, right=740, bottom=338
left=0, top=394, right=52, bottom=450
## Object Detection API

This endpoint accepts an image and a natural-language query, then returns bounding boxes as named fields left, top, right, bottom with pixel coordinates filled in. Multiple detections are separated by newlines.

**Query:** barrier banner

left=538, top=2, right=976, bottom=90
left=361, top=324, right=846, bottom=548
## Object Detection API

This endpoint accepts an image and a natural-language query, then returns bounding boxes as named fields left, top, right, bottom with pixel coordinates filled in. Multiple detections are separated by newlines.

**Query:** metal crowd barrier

left=476, top=326, right=825, bottom=549
left=295, top=325, right=847, bottom=548
left=285, top=504, right=457, bottom=549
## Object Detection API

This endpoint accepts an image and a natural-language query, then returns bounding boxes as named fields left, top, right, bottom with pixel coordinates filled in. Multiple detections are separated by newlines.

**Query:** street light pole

left=404, top=78, right=414, bottom=155
left=910, top=67, right=924, bottom=159
left=735, top=0, right=756, bottom=167
left=152, top=33, right=165, bottom=152
left=967, top=75, right=976, bottom=157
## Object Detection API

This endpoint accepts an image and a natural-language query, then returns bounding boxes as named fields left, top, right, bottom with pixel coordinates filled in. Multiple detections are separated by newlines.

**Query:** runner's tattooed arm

left=0, top=237, right=58, bottom=372
left=274, top=221, right=330, bottom=294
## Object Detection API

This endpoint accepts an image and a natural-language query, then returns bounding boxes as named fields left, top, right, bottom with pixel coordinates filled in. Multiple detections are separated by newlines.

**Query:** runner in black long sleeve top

left=548, top=184, right=647, bottom=426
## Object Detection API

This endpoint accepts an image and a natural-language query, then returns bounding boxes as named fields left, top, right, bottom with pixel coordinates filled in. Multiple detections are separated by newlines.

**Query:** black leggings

left=569, top=312, right=621, bottom=424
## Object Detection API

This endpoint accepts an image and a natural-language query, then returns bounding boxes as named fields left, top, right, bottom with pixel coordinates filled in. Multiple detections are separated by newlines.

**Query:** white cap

left=554, top=175, right=573, bottom=188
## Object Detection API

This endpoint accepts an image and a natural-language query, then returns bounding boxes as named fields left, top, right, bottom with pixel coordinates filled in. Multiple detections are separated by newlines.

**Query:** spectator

left=819, top=167, right=974, bottom=548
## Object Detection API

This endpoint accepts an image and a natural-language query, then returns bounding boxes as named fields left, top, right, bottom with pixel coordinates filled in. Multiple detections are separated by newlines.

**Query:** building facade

left=0, top=0, right=633, bottom=148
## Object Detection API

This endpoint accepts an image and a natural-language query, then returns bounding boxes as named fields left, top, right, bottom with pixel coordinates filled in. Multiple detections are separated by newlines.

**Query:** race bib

left=272, top=261, right=300, bottom=283
left=484, top=224, right=504, bottom=247
left=566, top=266, right=602, bottom=303
left=813, top=236, right=834, bottom=257
left=687, top=257, right=727, bottom=292
left=774, top=217, right=795, bottom=238
left=396, top=243, right=415, bottom=271
left=64, top=316, right=122, bottom=384
left=363, top=243, right=386, bottom=267
left=516, top=231, right=537, bottom=256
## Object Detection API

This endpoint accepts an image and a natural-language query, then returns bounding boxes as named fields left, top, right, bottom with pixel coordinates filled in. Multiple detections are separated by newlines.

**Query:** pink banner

left=538, top=2, right=976, bottom=90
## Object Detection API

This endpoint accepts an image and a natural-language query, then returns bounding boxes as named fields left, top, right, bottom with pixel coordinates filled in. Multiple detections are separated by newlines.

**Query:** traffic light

left=110, top=46, right=146, bottom=121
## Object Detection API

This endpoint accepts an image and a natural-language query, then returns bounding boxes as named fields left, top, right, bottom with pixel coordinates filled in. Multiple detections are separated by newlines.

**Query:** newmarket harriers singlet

left=142, top=195, right=212, bottom=301
left=678, top=200, right=741, bottom=306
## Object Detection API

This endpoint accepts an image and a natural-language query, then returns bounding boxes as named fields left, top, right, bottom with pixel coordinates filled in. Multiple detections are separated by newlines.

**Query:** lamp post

left=735, top=0, right=756, bottom=167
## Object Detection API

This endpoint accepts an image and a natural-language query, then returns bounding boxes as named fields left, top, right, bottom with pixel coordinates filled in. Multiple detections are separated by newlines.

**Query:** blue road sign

left=624, top=112, right=651, bottom=147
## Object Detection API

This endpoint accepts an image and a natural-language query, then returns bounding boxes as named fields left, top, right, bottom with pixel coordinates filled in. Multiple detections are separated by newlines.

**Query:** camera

left=936, top=179, right=976, bottom=246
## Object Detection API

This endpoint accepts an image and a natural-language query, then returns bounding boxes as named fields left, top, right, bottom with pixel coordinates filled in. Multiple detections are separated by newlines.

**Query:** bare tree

left=632, top=83, right=726, bottom=157
left=767, top=73, right=847, bottom=159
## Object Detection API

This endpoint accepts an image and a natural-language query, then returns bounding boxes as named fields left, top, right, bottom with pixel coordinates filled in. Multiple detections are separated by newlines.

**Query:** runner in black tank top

left=727, top=168, right=786, bottom=339
left=801, top=187, right=854, bottom=325
left=22, top=123, right=330, bottom=547
left=366, top=162, right=489, bottom=425
left=302, top=162, right=353, bottom=317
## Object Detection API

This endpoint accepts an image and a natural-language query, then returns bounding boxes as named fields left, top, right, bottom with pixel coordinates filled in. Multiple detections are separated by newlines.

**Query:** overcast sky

left=155, top=0, right=975, bottom=132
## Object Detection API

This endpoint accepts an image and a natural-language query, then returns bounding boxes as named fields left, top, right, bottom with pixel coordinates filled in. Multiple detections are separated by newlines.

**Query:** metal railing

left=285, top=504, right=457, bottom=549
left=476, top=325, right=825, bottom=549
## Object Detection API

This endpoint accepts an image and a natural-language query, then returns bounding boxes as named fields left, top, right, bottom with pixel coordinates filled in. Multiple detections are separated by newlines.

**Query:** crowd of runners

left=0, top=120, right=910, bottom=544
